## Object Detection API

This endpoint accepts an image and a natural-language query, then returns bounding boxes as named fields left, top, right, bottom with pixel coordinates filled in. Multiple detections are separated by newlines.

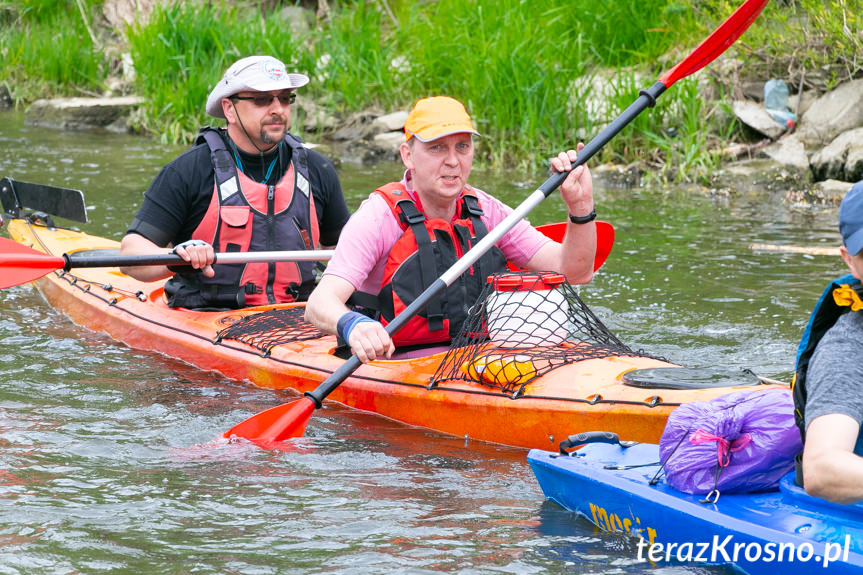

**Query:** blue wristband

left=336, top=312, right=359, bottom=342
left=337, top=311, right=375, bottom=343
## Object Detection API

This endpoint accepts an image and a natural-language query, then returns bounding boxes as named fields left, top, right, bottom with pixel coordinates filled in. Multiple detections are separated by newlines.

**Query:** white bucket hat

left=205, top=55, right=309, bottom=119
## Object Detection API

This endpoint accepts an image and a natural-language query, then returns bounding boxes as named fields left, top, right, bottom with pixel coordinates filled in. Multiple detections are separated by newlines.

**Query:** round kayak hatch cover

left=621, top=367, right=761, bottom=390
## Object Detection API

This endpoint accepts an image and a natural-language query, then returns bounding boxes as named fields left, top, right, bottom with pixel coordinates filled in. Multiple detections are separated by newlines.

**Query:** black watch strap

left=569, top=208, right=597, bottom=224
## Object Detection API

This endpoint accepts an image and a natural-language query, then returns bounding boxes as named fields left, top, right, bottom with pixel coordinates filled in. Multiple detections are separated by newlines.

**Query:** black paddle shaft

left=306, top=280, right=446, bottom=406
left=537, top=81, right=667, bottom=198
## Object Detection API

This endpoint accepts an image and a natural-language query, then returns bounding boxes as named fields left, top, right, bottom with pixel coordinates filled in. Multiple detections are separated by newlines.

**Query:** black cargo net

left=431, top=271, right=656, bottom=397
left=216, top=307, right=324, bottom=354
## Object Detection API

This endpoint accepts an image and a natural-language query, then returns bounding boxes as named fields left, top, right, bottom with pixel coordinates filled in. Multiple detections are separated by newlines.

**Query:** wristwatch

left=569, top=208, right=597, bottom=224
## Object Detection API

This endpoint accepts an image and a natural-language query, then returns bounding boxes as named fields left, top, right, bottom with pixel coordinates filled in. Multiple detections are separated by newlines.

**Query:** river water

left=0, top=109, right=845, bottom=574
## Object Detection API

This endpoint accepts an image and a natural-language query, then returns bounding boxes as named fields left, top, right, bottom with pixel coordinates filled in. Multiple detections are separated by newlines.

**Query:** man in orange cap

left=305, top=96, right=596, bottom=361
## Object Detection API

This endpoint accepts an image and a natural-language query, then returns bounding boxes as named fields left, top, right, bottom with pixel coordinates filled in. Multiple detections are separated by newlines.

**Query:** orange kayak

left=5, top=217, right=783, bottom=450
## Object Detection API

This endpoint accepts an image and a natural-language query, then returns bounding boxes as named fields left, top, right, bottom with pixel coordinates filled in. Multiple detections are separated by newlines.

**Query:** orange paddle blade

left=222, top=396, right=316, bottom=446
left=0, top=237, right=66, bottom=288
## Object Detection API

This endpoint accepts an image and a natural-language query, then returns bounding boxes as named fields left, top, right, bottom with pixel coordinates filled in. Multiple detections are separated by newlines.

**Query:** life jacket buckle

left=397, top=200, right=426, bottom=226
left=285, top=283, right=300, bottom=299
left=461, top=194, right=484, bottom=217
left=244, top=282, right=262, bottom=295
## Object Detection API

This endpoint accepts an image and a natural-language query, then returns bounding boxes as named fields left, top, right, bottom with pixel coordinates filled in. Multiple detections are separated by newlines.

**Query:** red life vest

left=168, top=128, right=319, bottom=309
left=354, top=182, right=507, bottom=347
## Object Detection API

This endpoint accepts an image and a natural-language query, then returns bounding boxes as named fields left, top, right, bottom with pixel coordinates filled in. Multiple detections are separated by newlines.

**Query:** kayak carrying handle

left=558, top=430, right=638, bottom=455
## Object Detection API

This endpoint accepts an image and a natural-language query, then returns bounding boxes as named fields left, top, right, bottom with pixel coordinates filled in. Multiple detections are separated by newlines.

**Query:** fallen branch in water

left=749, top=243, right=840, bottom=256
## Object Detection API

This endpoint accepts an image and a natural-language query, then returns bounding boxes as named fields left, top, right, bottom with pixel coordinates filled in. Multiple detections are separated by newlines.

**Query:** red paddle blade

left=510, top=220, right=615, bottom=272
left=222, top=396, right=316, bottom=446
left=535, top=221, right=566, bottom=242
left=0, top=237, right=66, bottom=289
left=659, top=0, right=769, bottom=88
left=594, top=221, right=614, bottom=271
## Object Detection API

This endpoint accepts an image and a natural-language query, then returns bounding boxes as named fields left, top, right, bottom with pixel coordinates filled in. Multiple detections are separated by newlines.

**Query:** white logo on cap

left=263, top=60, right=285, bottom=81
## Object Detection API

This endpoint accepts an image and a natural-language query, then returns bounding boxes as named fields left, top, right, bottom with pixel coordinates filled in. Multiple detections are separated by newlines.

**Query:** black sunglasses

left=231, top=92, right=296, bottom=107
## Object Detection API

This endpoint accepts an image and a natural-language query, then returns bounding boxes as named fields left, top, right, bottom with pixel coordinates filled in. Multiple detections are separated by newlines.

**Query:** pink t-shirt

left=324, top=172, right=551, bottom=293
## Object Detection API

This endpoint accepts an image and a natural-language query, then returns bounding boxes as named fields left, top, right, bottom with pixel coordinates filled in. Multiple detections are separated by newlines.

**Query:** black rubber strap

left=461, top=194, right=489, bottom=289
left=568, top=208, right=597, bottom=224
left=397, top=201, right=444, bottom=331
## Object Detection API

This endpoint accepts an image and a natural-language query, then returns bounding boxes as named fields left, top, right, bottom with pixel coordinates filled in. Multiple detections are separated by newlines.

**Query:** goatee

left=261, top=124, right=288, bottom=144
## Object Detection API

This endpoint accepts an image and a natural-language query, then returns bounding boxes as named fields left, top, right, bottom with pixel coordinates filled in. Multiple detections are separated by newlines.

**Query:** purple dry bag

left=659, top=388, right=801, bottom=495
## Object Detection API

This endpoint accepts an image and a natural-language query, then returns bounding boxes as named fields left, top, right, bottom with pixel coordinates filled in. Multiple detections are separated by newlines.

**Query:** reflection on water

left=0, top=109, right=845, bottom=573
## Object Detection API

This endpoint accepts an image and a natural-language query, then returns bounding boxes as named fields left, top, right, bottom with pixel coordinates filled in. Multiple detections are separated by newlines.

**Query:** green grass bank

left=1, top=0, right=860, bottom=179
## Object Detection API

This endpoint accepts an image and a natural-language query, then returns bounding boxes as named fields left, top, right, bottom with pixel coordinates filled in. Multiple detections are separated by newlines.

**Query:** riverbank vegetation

left=1, top=0, right=860, bottom=179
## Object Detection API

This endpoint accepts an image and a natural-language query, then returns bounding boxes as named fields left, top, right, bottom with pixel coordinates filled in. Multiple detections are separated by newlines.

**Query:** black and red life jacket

left=166, top=128, right=319, bottom=309
left=352, top=182, right=508, bottom=347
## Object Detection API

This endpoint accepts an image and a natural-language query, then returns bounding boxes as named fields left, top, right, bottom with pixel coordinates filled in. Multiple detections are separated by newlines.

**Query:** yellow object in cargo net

left=461, top=354, right=537, bottom=386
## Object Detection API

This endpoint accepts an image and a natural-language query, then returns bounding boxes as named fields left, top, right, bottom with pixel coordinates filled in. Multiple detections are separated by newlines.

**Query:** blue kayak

left=528, top=437, right=863, bottom=574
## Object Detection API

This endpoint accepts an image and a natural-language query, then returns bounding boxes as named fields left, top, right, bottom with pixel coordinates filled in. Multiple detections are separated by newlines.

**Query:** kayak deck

left=528, top=443, right=863, bottom=574
left=6, top=218, right=785, bottom=449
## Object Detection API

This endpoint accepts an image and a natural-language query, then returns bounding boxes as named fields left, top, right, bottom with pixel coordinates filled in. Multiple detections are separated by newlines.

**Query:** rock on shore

left=727, top=77, right=863, bottom=199
left=26, top=96, right=144, bottom=132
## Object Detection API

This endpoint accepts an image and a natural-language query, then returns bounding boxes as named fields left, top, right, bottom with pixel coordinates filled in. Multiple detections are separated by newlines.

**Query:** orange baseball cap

left=404, top=96, right=481, bottom=142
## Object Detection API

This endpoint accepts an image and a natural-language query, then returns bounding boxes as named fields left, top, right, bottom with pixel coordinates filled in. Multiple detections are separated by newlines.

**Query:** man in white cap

left=119, top=55, right=349, bottom=309
left=794, top=180, right=863, bottom=503
left=304, top=96, right=596, bottom=362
